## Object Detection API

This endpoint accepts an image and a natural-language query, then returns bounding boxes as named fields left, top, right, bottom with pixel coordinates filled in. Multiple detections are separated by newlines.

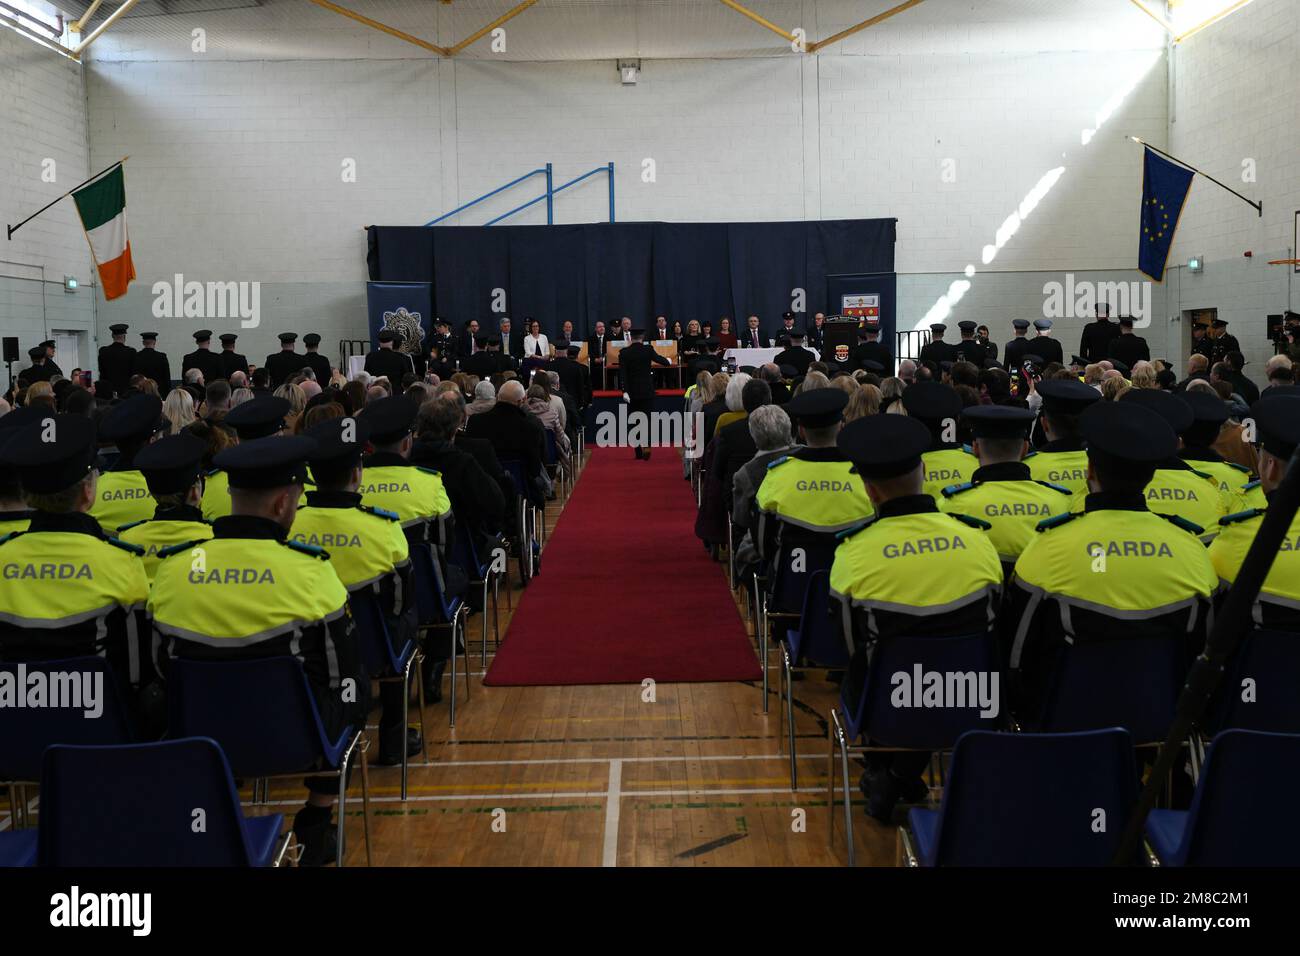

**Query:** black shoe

left=643, top=449, right=652, bottom=461
left=374, top=726, right=423, bottom=766
left=423, top=659, right=446, bottom=704
left=634, top=447, right=644, bottom=460
left=861, top=769, right=929, bottom=824
left=293, top=808, right=338, bottom=867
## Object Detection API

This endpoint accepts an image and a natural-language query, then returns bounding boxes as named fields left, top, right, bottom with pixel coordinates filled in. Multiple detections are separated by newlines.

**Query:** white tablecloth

left=723, top=346, right=819, bottom=367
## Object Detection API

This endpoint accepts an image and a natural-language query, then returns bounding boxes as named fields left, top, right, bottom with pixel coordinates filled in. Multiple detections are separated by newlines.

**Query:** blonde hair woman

left=845, top=383, right=881, bottom=422
left=163, top=388, right=196, bottom=434
left=1129, top=362, right=1157, bottom=389
left=1100, top=374, right=1130, bottom=402
left=275, top=383, right=307, bottom=432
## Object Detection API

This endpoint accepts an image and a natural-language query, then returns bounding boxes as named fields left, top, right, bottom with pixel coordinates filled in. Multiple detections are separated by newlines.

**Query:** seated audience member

left=149, top=434, right=365, bottom=865
left=526, top=383, right=571, bottom=461
left=697, top=378, right=771, bottom=547
left=229, top=387, right=254, bottom=409
left=411, top=395, right=506, bottom=550
left=1007, top=402, right=1217, bottom=726
left=467, top=380, right=497, bottom=416
left=845, top=383, right=880, bottom=422
left=0, top=414, right=152, bottom=719
left=292, top=416, right=420, bottom=767
left=118, top=433, right=214, bottom=584
left=714, top=373, right=752, bottom=438
left=759, top=364, right=791, bottom=405
left=164, top=387, right=196, bottom=434
left=831, top=413, right=1002, bottom=820
left=1099, top=373, right=1130, bottom=402
left=466, top=379, right=547, bottom=504
left=1264, top=354, right=1294, bottom=391
left=204, top=380, right=233, bottom=424
left=701, top=372, right=731, bottom=442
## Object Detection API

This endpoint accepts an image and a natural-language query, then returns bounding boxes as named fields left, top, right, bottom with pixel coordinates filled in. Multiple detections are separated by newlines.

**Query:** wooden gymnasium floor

left=1, top=451, right=893, bottom=867
left=321, top=450, right=892, bottom=867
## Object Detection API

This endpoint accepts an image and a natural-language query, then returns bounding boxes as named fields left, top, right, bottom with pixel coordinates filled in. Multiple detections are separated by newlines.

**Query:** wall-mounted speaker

left=2, top=337, right=19, bottom=363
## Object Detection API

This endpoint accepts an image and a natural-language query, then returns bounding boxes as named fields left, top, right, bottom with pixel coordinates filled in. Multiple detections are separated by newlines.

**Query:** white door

left=52, top=330, right=83, bottom=377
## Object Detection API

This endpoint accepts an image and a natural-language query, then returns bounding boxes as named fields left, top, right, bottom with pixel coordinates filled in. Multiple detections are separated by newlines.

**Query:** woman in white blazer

left=523, top=319, right=550, bottom=358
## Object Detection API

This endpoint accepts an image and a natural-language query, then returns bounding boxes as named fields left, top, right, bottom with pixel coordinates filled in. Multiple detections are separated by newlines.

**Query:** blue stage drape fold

left=367, top=219, right=894, bottom=339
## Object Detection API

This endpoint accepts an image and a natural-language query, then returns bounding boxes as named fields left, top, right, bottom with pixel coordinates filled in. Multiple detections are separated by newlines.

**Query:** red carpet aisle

left=484, top=448, right=763, bottom=686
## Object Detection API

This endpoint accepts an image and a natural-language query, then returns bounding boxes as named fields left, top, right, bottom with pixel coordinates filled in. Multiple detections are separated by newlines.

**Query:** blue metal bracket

left=426, top=162, right=614, bottom=227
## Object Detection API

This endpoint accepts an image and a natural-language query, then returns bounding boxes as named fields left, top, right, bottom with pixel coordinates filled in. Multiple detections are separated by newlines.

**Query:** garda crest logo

left=382, top=307, right=425, bottom=358
left=834, top=344, right=850, bottom=363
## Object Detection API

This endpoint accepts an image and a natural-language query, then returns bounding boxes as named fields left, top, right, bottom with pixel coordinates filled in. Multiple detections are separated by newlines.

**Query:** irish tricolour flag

left=71, top=164, right=135, bottom=300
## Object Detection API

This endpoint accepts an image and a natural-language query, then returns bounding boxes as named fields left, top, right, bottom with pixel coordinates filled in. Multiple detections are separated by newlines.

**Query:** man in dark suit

left=364, top=329, right=415, bottom=384
left=1108, top=317, right=1150, bottom=369
left=587, top=321, right=610, bottom=389
left=264, top=332, right=305, bottom=388
left=465, top=379, right=547, bottom=503
left=953, top=321, right=986, bottom=365
left=773, top=330, right=815, bottom=377
left=620, top=328, right=670, bottom=460
left=1003, top=319, right=1033, bottom=373
left=131, top=331, right=172, bottom=390
left=1078, top=304, right=1119, bottom=364
left=1030, top=318, right=1064, bottom=366
left=462, top=336, right=511, bottom=380
left=300, top=333, right=333, bottom=384
left=741, top=315, right=766, bottom=350
left=459, top=320, right=481, bottom=358
left=807, top=313, right=827, bottom=351
left=98, top=323, right=136, bottom=398
left=651, top=316, right=673, bottom=341
left=218, top=333, right=248, bottom=379
left=849, top=323, right=891, bottom=374
left=499, top=318, right=523, bottom=360
left=553, top=345, right=591, bottom=408
left=919, top=323, right=957, bottom=367
left=181, top=329, right=223, bottom=388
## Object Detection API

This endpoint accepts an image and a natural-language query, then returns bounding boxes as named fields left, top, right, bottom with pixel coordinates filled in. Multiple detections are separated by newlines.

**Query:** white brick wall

left=0, top=26, right=96, bottom=366
left=1170, top=0, right=1300, bottom=379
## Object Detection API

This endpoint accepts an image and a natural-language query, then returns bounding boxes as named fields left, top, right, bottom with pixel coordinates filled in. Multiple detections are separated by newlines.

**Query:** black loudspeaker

left=2, top=337, right=18, bottom=363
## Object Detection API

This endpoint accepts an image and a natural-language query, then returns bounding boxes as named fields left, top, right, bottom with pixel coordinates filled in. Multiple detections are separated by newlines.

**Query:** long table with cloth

left=724, top=347, right=820, bottom=369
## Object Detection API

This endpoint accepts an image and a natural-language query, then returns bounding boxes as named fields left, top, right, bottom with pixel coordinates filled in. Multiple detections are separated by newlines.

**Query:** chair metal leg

left=837, top=718, right=856, bottom=867
left=783, top=646, right=798, bottom=790
left=460, top=607, right=472, bottom=701
left=449, top=620, right=459, bottom=729
left=760, top=597, right=770, bottom=714
left=337, top=746, right=352, bottom=867
left=399, top=666, right=411, bottom=802
left=359, top=741, right=373, bottom=867
left=481, top=577, right=491, bottom=668
left=492, top=575, right=502, bottom=645
left=413, top=651, right=428, bottom=759
left=826, top=717, right=837, bottom=848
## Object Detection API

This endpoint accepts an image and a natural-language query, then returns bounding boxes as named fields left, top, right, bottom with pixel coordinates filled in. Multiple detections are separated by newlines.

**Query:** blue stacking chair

left=499, top=458, right=537, bottom=584
left=0, top=830, right=36, bottom=867
left=350, top=588, right=426, bottom=801
left=1145, top=729, right=1300, bottom=866
left=779, top=570, right=848, bottom=789
left=411, top=541, right=471, bottom=727
left=1034, top=633, right=1186, bottom=745
left=900, top=729, right=1139, bottom=866
left=828, top=626, right=1003, bottom=866
left=757, top=523, right=840, bottom=714
left=1210, top=628, right=1300, bottom=734
left=37, top=738, right=290, bottom=867
left=451, top=520, right=506, bottom=667
left=168, top=656, right=372, bottom=867
left=0, top=657, right=133, bottom=831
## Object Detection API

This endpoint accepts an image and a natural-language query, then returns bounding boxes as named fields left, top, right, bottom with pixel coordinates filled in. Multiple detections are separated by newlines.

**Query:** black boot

left=423, top=658, right=446, bottom=705
left=374, top=726, right=423, bottom=766
left=293, top=806, right=338, bottom=867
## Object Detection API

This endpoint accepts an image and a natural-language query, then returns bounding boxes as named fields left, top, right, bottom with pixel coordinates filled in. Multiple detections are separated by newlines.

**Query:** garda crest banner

left=366, top=281, right=432, bottom=356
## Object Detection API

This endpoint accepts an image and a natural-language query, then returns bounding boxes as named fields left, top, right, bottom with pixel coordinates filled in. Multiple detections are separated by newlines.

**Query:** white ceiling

left=48, top=0, right=1173, bottom=62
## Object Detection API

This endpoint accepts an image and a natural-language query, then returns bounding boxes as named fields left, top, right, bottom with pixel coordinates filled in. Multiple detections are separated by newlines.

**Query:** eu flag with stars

left=1138, top=147, right=1195, bottom=281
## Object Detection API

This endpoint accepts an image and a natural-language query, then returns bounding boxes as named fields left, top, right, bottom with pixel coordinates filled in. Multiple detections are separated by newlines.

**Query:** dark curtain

left=367, top=219, right=895, bottom=339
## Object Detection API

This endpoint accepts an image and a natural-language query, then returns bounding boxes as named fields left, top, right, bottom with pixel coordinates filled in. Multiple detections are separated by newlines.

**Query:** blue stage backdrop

left=366, top=281, right=433, bottom=355
left=366, top=219, right=895, bottom=340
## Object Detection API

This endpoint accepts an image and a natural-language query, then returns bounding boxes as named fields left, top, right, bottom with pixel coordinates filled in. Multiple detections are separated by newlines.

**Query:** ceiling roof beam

left=446, top=0, right=538, bottom=56
left=806, top=0, right=925, bottom=53
left=305, top=0, right=449, bottom=55
left=718, top=0, right=797, bottom=45
left=71, top=0, right=142, bottom=55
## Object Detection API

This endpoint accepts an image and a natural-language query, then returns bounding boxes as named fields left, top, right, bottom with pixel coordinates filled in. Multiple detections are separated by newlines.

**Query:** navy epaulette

left=1186, top=466, right=1213, bottom=480
left=1022, top=450, right=1039, bottom=460
left=961, top=444, right=974, bottom=455
left=836, top=515, right=879, bottom=540
left=766, top=456, right=790, bottom=470
left=949, top=512, right=992, bottom=530
left=157, top=538, right=208, bottom=559
left=283, top=539, right=330, bottom=560
left=360, top=505, right=400, bottom=522
left=941, top=481, right=974, bottom=499
left=416, top=466, right=442, bottom=477
left=0, top=531, right=24, bottom=547
left=1227, top=462, right=1251, bottom=474
left=1035, top=480, right=1072, bottom=495
left=105, top=536, right=145, bottom=556
left=205, top=468, right=222, bottom=478
left=1219, top=507, right=1265, bottom=527
left=1157, top=513, right=1205, bottom=536
left=116, top=519, right=148, bottom=533
left=1242, top=479, right=1261, bottom=491
left=1035, top=511, right=1079, bottom=532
